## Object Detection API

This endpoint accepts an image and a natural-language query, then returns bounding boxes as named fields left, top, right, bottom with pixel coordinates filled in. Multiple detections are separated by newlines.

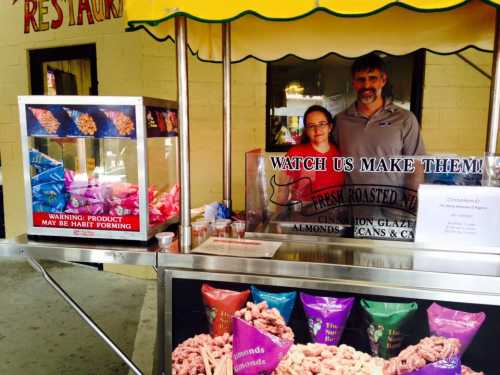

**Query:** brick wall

left=421, top=50, right=494, bottom=156
left=140, top=37, right=266, bottom=211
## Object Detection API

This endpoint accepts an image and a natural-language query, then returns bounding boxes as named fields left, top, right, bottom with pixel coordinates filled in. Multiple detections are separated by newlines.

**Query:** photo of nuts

left=64, top=107, right=98, bottom=136
left=28, top=107, right=60, bottom=134
left=101, top=109, right=135, bottom=136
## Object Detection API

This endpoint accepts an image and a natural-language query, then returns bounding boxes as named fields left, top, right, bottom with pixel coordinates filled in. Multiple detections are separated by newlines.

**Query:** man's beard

left=358, top=88, right=378, bottom=104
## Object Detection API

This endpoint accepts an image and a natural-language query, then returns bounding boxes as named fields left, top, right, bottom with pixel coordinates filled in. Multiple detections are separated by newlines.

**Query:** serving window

left=265, top=52, right=425, bottom=152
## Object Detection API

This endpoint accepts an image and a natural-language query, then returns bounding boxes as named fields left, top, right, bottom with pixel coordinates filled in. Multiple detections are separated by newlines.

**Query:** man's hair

left=351, top=53, right=387, bottom=76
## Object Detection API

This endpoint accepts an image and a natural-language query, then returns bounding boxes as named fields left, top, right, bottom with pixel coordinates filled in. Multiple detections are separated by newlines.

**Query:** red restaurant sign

left=22, top=0, right=123, bottom=33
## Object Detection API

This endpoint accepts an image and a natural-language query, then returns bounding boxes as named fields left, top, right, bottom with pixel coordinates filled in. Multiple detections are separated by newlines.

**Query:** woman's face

left=304, top=111, right=331, bottom=145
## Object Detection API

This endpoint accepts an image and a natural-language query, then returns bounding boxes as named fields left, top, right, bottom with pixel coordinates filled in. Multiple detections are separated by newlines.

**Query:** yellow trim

left=125, top=1, right=496, bottom=62
left=125, top=0, right=499, bottom=24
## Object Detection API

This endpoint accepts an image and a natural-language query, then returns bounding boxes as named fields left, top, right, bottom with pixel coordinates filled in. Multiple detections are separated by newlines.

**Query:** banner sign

left=146, top=106, right=179, bottom=138
left=246, top=151, right=485, bottom=243
left=26, top=104, right=136, bottom=139
left=269, top=156, right=483, bottom=175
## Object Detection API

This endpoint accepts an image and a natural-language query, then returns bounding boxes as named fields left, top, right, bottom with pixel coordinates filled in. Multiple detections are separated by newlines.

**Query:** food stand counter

left=157, top=237, right=500, bottom=374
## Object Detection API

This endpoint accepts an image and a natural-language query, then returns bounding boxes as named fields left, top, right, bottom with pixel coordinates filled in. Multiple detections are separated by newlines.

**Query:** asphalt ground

left=0, top=258, right=155, bottom=375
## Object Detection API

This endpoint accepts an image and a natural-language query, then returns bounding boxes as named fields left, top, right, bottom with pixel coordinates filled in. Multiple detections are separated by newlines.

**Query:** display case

left=159, top=242, right=500, bottom=375
left=19, top=96, right=179, bottom=241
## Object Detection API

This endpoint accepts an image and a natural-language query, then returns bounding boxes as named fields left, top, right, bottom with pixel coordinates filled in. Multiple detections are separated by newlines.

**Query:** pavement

left=0, top=257, right=157, bottom=375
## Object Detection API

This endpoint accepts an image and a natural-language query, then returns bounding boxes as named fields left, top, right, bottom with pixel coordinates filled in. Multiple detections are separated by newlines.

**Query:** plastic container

left=192, top=221, right=209, bottom=246
left=155, top=231, right=175, bottom=250
left=214, top=220, right=230, bottom=238
left=231, top=221, right=246, bottom=239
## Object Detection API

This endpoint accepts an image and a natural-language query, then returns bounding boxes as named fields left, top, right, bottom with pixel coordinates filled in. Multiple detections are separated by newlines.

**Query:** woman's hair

left=300, top=105, right=334, bottom=144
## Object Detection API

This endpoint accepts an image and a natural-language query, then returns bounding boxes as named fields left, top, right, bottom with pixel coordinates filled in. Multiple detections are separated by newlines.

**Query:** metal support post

left=175, top=16, right=192, bottom=253
left=222, top=23, right=232, bottom=212
left=486, top=10, right=500, bottom=154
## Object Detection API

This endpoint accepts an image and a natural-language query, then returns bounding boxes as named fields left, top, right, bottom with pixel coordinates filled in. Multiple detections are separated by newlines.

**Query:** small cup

left=216, top=219, right=232, bottom=236
left=231, top=221, right=246, bottom=239
left=155, top=232, right=175, bottom=250
left=214, top=221, right=229, bottom=238
left=196, top=219, right=214, bottom=236
left=192, top=221, right=208, bottom=246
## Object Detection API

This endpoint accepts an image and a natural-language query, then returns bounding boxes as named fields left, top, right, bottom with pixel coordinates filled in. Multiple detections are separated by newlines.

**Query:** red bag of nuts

left=202, top=284, right=250, bottom=337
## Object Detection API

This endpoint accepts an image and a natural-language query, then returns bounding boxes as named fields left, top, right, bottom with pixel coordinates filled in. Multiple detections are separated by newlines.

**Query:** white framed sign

left=416, top=185, right=500, bottom=249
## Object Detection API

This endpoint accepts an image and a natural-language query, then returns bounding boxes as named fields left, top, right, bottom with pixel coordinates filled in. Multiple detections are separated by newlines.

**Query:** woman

left=276, top=105, right=345, bottom=204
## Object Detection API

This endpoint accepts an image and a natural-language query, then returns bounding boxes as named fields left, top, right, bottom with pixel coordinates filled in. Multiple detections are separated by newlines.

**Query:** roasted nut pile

left=77, top=113, right=97, bottom=135
left=113, top=112, right=134, bottom=135
left=384, top=336, right=460, bottom=375
left=30, top=108, right=60, bottom=134
left=234, top=301, right=294, bottom=342
left=273, top=343, right=385, bottom=375
left=107, top=111, right=134, bottom=135
left=172, top=333, right=233, bottom=375
left=173, top=333, right=485, bottom=375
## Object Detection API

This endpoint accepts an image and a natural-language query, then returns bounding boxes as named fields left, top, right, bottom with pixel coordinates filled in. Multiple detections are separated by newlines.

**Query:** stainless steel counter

left=0, top=239, right=17, bottom=257
left=6, top=234, right=158, bottom=265
left=157, top=234, right=500, bottom=306
left=157, top=235, right=500, bottom=375
left=4, top=233, right=500, bottom=305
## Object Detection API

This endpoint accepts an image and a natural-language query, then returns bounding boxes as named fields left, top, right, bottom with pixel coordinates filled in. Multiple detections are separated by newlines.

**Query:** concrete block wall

left=421, top=50, right=494, bottom=156
left=141, top=38, right=266, bottom=211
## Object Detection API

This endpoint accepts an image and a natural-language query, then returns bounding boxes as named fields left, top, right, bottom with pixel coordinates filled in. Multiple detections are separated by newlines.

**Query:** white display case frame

left=18, top=95, right=177, bottom=242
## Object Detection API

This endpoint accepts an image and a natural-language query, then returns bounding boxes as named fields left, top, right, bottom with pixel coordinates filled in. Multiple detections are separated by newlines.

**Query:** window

left=266, top=51, right=425, bottom=152
left=29, top=44, right=98, bottom=95
left=29, top=44, right=99, bottom=158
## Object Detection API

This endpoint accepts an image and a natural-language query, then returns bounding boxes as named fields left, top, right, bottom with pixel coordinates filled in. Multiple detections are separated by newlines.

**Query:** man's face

left=352, top=68, right=387, bottom=105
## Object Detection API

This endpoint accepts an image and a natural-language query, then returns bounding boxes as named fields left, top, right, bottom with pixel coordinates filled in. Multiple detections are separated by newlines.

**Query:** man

left=333, top=54, right=425, bottom=223
left=334, top=53, right=425, bottom=190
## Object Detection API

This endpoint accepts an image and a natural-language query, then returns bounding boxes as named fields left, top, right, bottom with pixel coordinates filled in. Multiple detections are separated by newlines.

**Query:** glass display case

left=245, top=149, right=484, bottom=243
left=19, top=96, right=179, bottom=241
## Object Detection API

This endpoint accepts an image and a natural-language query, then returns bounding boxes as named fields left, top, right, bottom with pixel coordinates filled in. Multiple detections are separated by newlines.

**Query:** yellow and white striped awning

left=126, top=0, right=499, bottom=61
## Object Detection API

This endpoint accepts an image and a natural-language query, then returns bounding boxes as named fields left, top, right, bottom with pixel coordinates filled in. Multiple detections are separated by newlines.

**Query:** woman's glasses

left=305, top=121, right=330, bottom=130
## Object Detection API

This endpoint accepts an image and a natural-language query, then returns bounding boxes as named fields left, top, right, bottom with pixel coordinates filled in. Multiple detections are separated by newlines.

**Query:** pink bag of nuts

left=427, top=303, right=485, bottom=356
left=232, top=317, right=292, bottom=375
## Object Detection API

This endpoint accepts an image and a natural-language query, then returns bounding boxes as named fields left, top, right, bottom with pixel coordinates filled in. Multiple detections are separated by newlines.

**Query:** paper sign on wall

left=415, top=185, right=500, bottom=248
